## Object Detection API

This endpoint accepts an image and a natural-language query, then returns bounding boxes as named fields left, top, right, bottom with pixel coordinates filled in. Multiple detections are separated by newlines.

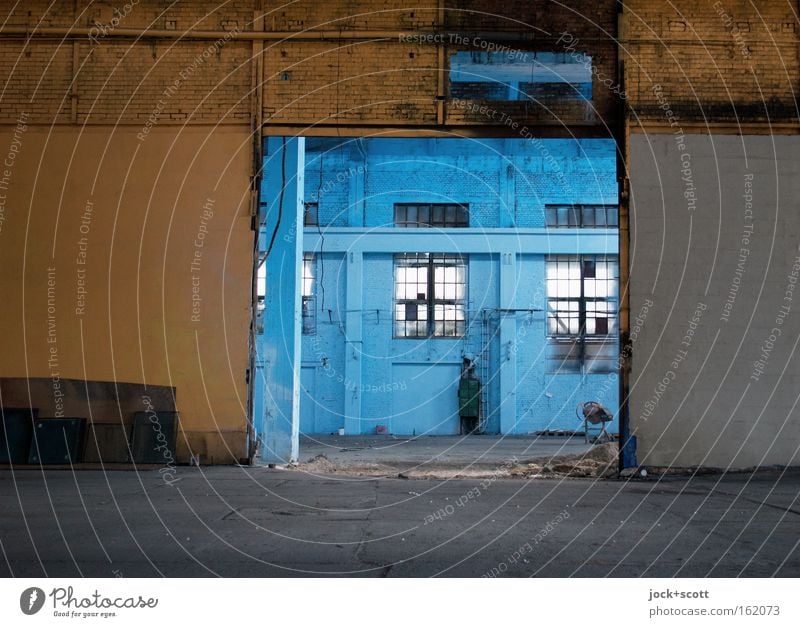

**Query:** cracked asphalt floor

left=1, top=466, right=799, bottom=577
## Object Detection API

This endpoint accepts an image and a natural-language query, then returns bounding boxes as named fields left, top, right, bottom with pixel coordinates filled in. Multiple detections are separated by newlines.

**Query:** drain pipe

left=615, top=1, right=636, bottom=474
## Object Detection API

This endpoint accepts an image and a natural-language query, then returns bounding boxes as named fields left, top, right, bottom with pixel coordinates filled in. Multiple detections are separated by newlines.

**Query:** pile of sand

left=299, top=454, right=393, bottom=477
left=509, top=442, right=618, bottom=478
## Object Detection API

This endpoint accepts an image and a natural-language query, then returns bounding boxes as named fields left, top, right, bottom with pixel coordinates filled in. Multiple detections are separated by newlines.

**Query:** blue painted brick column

left=260, top=136, right=305, bottom=463
left=344, top=251, right=363, bottom=433
left=499, top=251, right=518, bottom=433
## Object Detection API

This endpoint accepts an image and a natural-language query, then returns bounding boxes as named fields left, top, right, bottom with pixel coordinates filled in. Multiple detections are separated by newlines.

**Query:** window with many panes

left=394, top=203, right=469, bottom=228
left=302, top=253, right=316, bottom=335
left=394, top=253, right=467, bottom=338
left=546, top=255, right=618, bottom=373
left=545, top=205, right=618, bottom=228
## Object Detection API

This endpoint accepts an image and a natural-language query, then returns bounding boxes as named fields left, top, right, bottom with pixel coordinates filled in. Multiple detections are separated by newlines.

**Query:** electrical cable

left=315, top=148, right=326, bottom=311
left=264, top=136, right=287, bottom=260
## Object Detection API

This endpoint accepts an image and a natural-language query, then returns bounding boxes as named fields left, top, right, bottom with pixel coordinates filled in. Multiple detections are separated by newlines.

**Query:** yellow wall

left=0, top=124, right=253, bottom=463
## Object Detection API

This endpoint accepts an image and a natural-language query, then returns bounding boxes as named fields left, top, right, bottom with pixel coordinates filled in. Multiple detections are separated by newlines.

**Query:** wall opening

left=254, top=136, right=618, bottom=463
left=448, top=51, right=593, bottom=103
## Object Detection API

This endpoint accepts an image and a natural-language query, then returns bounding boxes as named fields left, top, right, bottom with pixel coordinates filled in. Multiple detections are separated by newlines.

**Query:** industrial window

left=303, top=202, right=319, bottom=227
left=546, top=255, right=618, bottom=373
left=545, top=204, right=618, bottom=228
left=394, top=203, right=469, bottom=228
left=449, top=51, right=593, bottom=102
left=302, top=253, right=316, bottom=335
left=394, top=253, right=467, bottom=338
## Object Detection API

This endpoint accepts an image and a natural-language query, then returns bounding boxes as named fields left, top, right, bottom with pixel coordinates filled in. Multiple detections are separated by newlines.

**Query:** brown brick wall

left=444, top=0, right=615, bottom=33
left=75, top=39, right=251, bottom=124
left=0, top=1, right=627, bottom=130
left=260, top=0, right=620, bottom=129
left=1, top=0, right=255, bottom=31
left=3, top=1, right=798, bottom=128
left=0, top=1, right=254, bottom=124
left=262, top=40, right=440, bottom=125
left=0, top=41, right=73, bottom=120
left=623, top=0, right=800, bottom=123
left=262, top=0, right=437, bottom=30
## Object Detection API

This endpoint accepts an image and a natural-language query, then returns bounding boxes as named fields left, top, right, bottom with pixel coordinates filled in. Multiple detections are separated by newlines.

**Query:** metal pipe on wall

left=0, top=26, right=542, bottom=42
left=0, top=27, right=777, bottom=46
left=615, top=1, right=633, bottom=473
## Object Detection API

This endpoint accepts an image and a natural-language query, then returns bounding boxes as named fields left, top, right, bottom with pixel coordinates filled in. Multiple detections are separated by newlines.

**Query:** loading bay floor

left=298, top=434, right=596, bottom=473
left=1, top=464, right=799, bottom=577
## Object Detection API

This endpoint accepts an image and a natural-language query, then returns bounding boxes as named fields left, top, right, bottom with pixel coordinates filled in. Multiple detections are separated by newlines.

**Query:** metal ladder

left=477, top=309, right=492, bottom=433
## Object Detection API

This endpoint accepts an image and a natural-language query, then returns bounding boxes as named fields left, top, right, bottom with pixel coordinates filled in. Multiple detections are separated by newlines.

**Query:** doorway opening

left=254, top=136, right=618, bottom=464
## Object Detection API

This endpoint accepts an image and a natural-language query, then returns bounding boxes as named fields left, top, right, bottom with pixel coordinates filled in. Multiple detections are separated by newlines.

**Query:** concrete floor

left=1, top=466, right=799, bottom=577
left=299, top=434, right=594, bottom=469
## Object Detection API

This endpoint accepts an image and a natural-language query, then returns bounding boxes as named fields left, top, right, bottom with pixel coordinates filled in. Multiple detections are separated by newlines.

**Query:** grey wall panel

left=629, top=133, right=800, bottom=468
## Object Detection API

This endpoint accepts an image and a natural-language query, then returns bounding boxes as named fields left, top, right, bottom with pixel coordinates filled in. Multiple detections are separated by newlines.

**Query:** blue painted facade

left=256, top=137, right=619, bottom=456
left=256, top=137, right=305, bottom=463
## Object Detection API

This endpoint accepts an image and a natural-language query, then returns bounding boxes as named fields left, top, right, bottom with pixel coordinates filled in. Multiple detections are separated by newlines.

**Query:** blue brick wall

left=510, top=255, right=619, bottom=434
left=355, top=252, right=503, bottom=434
left=261, top=136, right=619, bottom=436
left=363, top=149, right=502, bottom=228
left=514, top=139, right=618, bottom=227
left=304, top=137, right=617, bottom=229
left=304, top=140, right=353, bottom=227
left=300, top=253, right=347, bottom=434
